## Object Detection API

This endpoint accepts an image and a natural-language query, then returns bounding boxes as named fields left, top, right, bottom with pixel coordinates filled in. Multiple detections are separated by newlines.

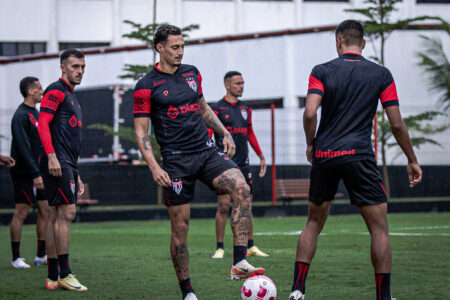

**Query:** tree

left=346, top=0, right=449, bottom=198
left=416, top=34, right=450, bottom=111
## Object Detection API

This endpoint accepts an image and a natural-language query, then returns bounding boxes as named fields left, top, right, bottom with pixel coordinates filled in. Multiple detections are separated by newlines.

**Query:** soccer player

left=38, top=49, right=87, bottom=291
left=209, top=71, right=268, bottom=259
left=9, top=77, right=49, bottom=269
left=134, top=25, right=265, bottom=300
left=289, top=20, right=422, bottom=300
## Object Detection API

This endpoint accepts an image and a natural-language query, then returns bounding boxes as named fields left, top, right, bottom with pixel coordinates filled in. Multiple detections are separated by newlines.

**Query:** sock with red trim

left=375, top=273, right=391, bottom=300
left=11, top=242, right=20, bottom=261
left=179, top=277, right=195, bottom=299
left=233, top=246, right=247, bottom=265
left=37, top=240, right=46, bottom=257
left=291, top=261, right=310, bottom=294
left=58, top=254, right=72, bottom=279
left=47, top=258, right=59, bottom=281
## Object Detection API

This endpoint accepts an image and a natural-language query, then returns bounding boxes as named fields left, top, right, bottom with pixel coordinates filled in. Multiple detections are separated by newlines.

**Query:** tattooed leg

left=168, top=204, right=191, bottom=281
left=213, top=168, right=252, bottom=246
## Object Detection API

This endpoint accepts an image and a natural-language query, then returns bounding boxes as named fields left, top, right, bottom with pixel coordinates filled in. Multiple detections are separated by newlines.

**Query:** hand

left=151, top=165, right=172, bottom=187
left=0, top=155, right=15, bottom=167
left=78, top=176, right=85, bottom=195
left=407, top=161, right=422, bottom=188
left=306, top=145, right=313, bottom=164
left=222, top=133, right=236, bottom=158
left=33, top=176, right=44, bottom=190
left=259, top=156, right=267, bottom=178
left=48, top=155, right=62, bottom=177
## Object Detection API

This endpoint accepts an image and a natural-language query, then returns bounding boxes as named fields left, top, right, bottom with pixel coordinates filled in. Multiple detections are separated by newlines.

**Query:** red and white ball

left=241, top=275, right=277, bottom=300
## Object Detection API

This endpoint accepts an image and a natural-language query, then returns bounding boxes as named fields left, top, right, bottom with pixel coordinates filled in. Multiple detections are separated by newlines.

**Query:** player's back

left=310, top=53, right=398, bottom=166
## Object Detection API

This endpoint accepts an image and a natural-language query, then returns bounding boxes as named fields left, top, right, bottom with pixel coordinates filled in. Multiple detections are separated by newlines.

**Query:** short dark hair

left=154, top=24, right=182, bottom=51
left=60, top=49, right=84, bottom=64
left=335, top=20, right=364, bottom=46
left=19, top=76, right=39, bottom=98
left=224, top=71, right=242, bottom=82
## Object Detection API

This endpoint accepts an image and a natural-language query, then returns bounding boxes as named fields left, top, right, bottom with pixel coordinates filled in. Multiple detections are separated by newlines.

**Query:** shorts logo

left=206, top=140, right=215, bottom=147
left=217, top=152, right=226, bottom=157
left=241, top=109, right=248, bottom=120
left=186, top=77, right=197, bottom=92
left=69, top=114, right=78, bottom=127
left=70, top=181, right=75, bottom=195
left=33, top=186, right=37, bottom=197
left=167, top=105, right=179, bottom=119
left=171, top=179, right=183, bottom=195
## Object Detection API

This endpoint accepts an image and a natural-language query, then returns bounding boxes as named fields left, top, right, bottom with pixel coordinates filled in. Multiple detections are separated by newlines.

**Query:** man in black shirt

left=134, top=25, right=265, bottom=300
left=9, top=77, right=49, bottom=269
left=38, top=49, right=87, bottom=291
left=289, top=20, right=422, bottom=300
left=209, top=71, right=268, bottom=259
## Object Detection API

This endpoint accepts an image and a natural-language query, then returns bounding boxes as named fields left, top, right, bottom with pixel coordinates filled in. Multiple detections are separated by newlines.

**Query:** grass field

left=0, top=212, right=449, bottom=299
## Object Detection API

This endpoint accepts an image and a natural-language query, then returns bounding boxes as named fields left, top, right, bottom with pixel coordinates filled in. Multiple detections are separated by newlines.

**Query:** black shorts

left=309, top=159, right=387, bottom=207
left=162, top=148, right=237, bottom=206
left=217, top=164, right=253, bottom=195
left=41, top=167, right=79, bottom=206
left=11, top=177, right=46, bottom=205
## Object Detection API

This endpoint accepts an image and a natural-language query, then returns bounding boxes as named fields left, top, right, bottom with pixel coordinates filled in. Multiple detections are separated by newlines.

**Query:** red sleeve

left=380, top=81, right=399, bottom=108
left=247, top=108, right=262, bottom=156
left=307, top=74, right=324, bottom=96
left=37, top=111, right=55, bottom=155
left=133, top=89, right=151, bottom=118
left=197, top=72, right=203, bottom=97
left=40, top=90, right=65, bottom=114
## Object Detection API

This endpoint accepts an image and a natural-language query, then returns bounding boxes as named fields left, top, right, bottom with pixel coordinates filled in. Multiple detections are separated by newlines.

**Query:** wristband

left=48, top=153, right=56, bottom=158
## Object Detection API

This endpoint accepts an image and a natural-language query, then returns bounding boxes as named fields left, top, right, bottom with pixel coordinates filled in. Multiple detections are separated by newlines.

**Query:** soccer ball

left=241, top=275, right=277, bottom=300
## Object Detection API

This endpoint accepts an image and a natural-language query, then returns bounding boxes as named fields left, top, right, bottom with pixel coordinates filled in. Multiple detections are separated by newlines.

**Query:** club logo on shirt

left=163, top=90, right=169, bottom=96
left=171, top=179, right=183, bottom=195
left=186, top=77, right=197, bottom=92
left=225, top=115, right=230, bottom=119
left=241, top=109, right=248, bottom=120
left=167, top=105, right=179, bottom=119
left=70, top=180, right=76, bottom=195
left=69, top=115, right=78, bottom=127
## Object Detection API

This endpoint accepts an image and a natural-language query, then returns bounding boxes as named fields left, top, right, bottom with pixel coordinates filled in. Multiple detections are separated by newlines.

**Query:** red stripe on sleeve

left=380, top=81, right=398, bottom=103
left=197, top=72, right=203, bottom=96
left=247, top=108, right=262, bottom=156
left=40, top=90, right=65, bottom=113
left=207, top=128, right=214, bottom=139
left=37, top=111, right=56, bottom=155
left=308, top=75, right=324, bottom=93
left=133, top=89, right=151, bottom=115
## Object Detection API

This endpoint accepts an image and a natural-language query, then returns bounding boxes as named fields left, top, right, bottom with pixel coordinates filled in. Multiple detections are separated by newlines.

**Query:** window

left=59, top=42, right=110, bottom=51
left=298, top=96, right=306, bottom=108
left=417, top=0, right=449, bottom=3
left=0, top=42, right=46, bottom=56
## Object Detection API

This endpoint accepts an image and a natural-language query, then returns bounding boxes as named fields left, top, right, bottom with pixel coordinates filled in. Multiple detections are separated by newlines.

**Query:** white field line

left=254, top=229, right=449, bottom=237
left=394, top=225, right=450, bottom=230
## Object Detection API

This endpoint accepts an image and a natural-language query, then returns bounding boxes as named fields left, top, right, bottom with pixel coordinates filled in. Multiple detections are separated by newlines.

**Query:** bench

left=275, top=178, right=344, bottom=205
left=76, top=184, right=99, bottom=210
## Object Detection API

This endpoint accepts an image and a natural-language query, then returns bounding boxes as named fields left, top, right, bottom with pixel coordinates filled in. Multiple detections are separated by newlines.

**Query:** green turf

left=0, top=213, right=448, bottom=299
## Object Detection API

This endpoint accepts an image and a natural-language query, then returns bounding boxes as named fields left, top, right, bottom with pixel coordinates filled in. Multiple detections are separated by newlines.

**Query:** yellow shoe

left=247, top=246, right=269, bottom=257
left=212, top=248, right=225, bottom=259
left=58, top=274, right=87, bottom=291
left=45, top=278, right=59, bottom=290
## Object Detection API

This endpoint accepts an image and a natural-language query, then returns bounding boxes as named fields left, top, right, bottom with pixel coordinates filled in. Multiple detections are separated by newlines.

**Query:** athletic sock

left=11, top=242, right=20, bottom=261
left=37, top=240, right=46, bottom=257
left=233, top=246, right=247, bottom=265
left=58, top=254, right=72, bottom=279
left=247, top=239, right=254, bottom=248
left=375, top=273, right=391, bottom=300
left=179, top=278, right=195, bottom=299
left=47, top=258, right=59, bottom=281
left=291, top=261, right=310, bottom=294
left=216, top=242, right=224, bottom=250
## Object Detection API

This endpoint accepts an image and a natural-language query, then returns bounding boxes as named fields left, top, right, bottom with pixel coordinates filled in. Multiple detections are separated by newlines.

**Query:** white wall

left=1, top=29, right=448, bottom=165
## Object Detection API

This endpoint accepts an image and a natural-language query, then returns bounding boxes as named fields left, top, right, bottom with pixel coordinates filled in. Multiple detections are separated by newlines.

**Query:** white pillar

left=111, top=0, right=121, bottom=47
left=47, top=0, right=58, bottom=53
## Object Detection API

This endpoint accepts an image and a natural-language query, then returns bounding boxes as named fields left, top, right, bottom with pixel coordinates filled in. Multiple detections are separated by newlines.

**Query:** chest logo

left=69, top=115, right=78, bottom=127
left=171, top=179, right=183, bottom=195
left=225, top=114, right=230, bottom=119
left=241, top=109, right=248, bottom=121
left=167, top=105, right=179, bottom=119
left=186, top=77, right=197, bottom=92
left=163, top=90, right=169, bottom=96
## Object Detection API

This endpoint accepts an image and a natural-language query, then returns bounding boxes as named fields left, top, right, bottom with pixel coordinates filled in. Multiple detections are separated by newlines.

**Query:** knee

left=13, top=208, right=29, bottom=221
left=236, top=181, right=251, bottom=201
left=172, top=218, right=189, bottom=240
left=59, top=206, right=76, bottom=223
left=39, top=207, right=50, bottom=220
left=217, top=202, right=230, bottom=215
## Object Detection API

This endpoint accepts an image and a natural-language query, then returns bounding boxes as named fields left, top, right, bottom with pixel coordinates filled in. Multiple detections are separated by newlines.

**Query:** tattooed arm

left=199, top=96, right=236, bottom=158
left=134, top=117, right=171, bottom=187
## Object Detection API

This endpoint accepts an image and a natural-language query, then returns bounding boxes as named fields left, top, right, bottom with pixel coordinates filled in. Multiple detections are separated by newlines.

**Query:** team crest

left=70, top=181, right=76, bottom=195
left=241, top=109, right=248, bottom=120
left=172, top=179, right=183, bottom=195
left=186, top=77, right=197, bottom=92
